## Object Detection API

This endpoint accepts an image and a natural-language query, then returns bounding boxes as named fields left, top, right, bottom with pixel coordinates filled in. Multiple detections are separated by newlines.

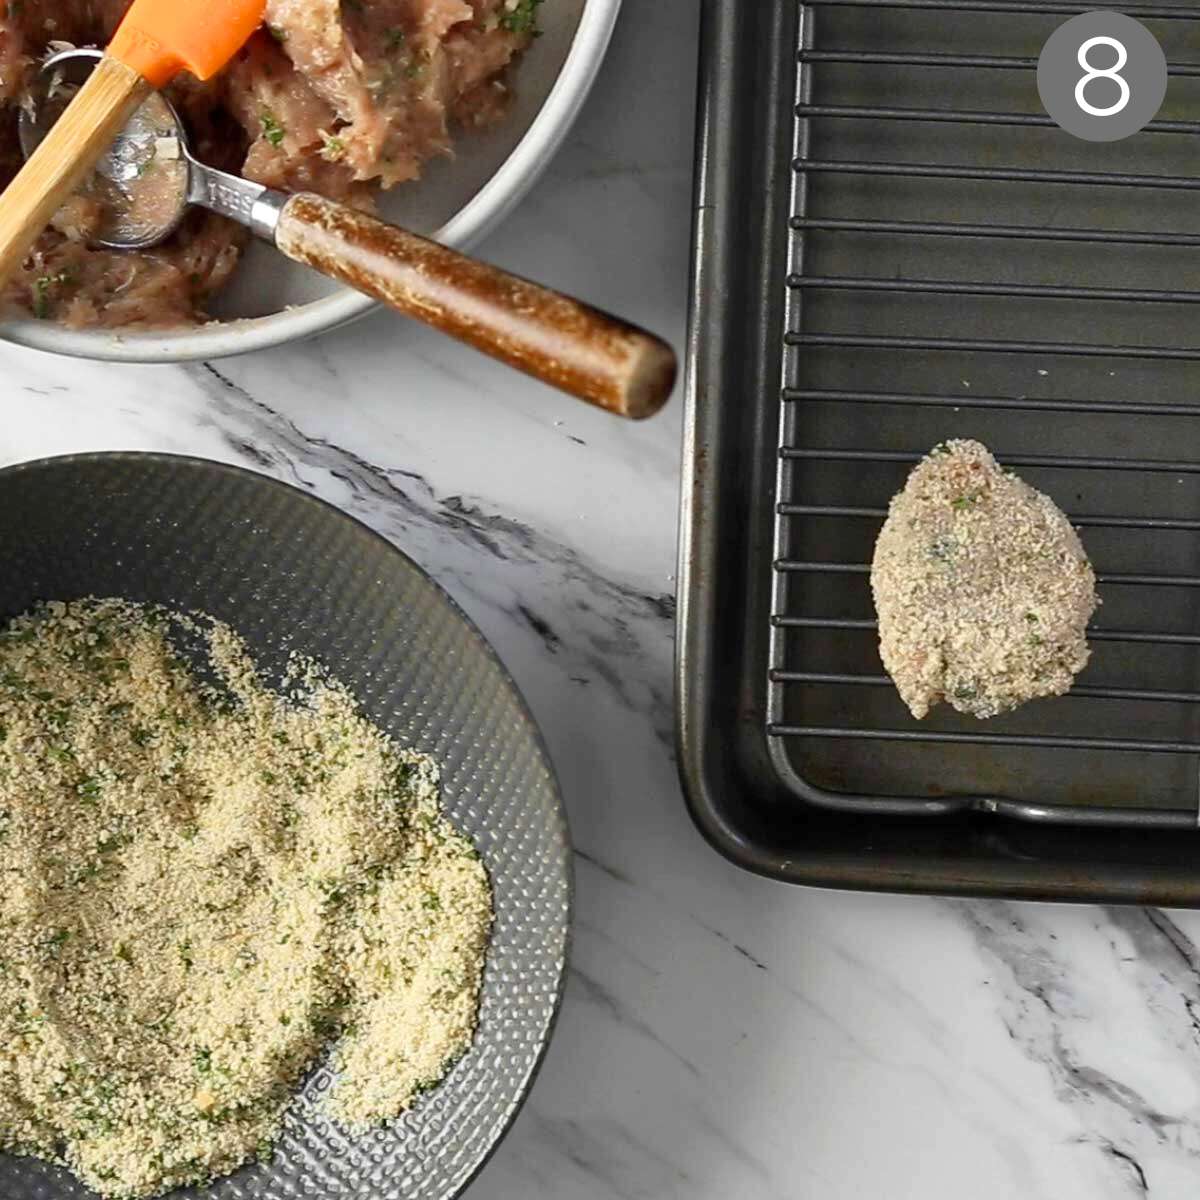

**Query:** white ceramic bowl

left=0, top=0, right=620, bottom=363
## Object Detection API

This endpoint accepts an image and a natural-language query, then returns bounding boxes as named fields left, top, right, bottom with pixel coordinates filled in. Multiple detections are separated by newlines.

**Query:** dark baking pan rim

left=675, top=0, right=1200, bottom=903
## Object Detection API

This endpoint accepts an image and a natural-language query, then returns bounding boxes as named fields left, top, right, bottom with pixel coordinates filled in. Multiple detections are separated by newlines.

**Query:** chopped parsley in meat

left=501, top=0, right=545, bottom=33
left=0, top=0, right=544, bottom=328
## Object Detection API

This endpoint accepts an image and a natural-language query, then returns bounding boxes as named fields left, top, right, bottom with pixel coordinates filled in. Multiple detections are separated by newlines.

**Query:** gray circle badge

left=1037, top=11, right=1167, bottom=142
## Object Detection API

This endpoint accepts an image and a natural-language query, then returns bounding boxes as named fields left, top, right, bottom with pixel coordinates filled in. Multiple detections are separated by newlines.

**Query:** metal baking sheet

left=677, top=0, right=1200, bottom=900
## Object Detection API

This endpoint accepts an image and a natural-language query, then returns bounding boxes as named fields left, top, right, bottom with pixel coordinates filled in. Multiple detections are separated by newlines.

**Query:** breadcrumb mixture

left=870, top=439, right=1098, bottom=719
left=0, top=599, right=492, bottom=1199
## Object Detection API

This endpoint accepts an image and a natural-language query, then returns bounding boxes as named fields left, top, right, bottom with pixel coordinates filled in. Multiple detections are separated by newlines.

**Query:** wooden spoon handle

left=0, top=56, right=150, bottom=290
left=274, top=193, right=678, bottom=419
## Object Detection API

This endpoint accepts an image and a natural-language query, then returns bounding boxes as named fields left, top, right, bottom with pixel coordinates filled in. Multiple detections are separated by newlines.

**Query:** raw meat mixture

left=0, top=0, right=541, bottom=328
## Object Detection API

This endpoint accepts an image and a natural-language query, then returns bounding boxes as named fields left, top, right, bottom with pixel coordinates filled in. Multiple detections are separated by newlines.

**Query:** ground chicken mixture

left=0, top=0, right=543, bottom=327
left=0, top=598, right=493, bottom=1199
left=871, top=439, right=1098, bottom=720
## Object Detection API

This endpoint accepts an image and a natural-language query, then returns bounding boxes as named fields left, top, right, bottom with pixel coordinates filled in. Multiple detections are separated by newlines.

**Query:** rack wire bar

left=796, top=103, right=1200, bottom=133
left=775, top=562, right=1200, bottom=587
left=779, top=447, right=1200, bottom=472
left=766, top=727, right=1200, bottom=752
left=770, top=672, right=1200, bottom=703
left=800, top=47, right=1200, bottom=75
left=773, top=616, right=1200, bottom=647
left=789, top=276, right=1200, bottom=302
left=768, top=0, right=1200, bottom=825
left=777, top=505, right=1200, bottom=531
left=809, top=0, right=1200, bottom=16
left=786, top=332, right=1200, bottom=359
left=799, top=159, right=1200, bottom=188
left=782, top=388, right=1200, bottom=415
left=791, top=216, right=1200, bottom=245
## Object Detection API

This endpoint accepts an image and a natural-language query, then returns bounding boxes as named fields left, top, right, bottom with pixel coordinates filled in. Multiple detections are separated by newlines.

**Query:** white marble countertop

left=5, top=3, right=1200, bottom=1197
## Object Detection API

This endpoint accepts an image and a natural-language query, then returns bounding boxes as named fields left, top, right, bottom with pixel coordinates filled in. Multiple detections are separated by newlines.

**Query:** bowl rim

left=0, top=449, right=575, bottom=1200
left=0, top=0, right=623, bottom=365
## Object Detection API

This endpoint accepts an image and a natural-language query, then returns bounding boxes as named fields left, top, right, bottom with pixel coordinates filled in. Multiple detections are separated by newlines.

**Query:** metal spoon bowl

left=23, top=49, right=191, bottom=249
left=21, top=47, right=280, bottom=250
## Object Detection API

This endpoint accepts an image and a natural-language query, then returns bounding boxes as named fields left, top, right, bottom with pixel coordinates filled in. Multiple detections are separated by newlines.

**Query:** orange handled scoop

left=0, top=0, right=264, bottom=289
left=109, top=0, right=267, bottom=87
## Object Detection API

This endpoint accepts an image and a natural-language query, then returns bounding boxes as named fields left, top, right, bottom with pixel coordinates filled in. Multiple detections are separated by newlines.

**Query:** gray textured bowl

left=0, top=453, right=571, bottom=1200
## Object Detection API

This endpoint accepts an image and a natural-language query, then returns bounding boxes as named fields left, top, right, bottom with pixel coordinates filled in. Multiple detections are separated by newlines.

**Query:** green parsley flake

left=259, top=111, right=286, bottom=148
left=500, top=0, right=544, bottom=34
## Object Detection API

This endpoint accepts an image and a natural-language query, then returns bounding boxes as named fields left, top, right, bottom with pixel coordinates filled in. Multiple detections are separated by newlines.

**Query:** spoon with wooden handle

left=21, top=49, right=678, bottom=420
left=0, top=0, right=265, bottom=290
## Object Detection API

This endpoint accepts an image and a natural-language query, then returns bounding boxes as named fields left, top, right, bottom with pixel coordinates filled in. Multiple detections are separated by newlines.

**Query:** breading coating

left=870, top=439, right=1098, bottom=719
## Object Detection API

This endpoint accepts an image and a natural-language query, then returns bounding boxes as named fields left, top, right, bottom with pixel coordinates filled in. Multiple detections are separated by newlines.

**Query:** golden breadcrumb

left=0, top=599, right=492, bottom=1198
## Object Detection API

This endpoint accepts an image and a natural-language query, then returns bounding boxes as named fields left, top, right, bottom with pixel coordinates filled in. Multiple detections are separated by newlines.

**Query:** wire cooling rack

left=766, top=0, right=1200, bottom=826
